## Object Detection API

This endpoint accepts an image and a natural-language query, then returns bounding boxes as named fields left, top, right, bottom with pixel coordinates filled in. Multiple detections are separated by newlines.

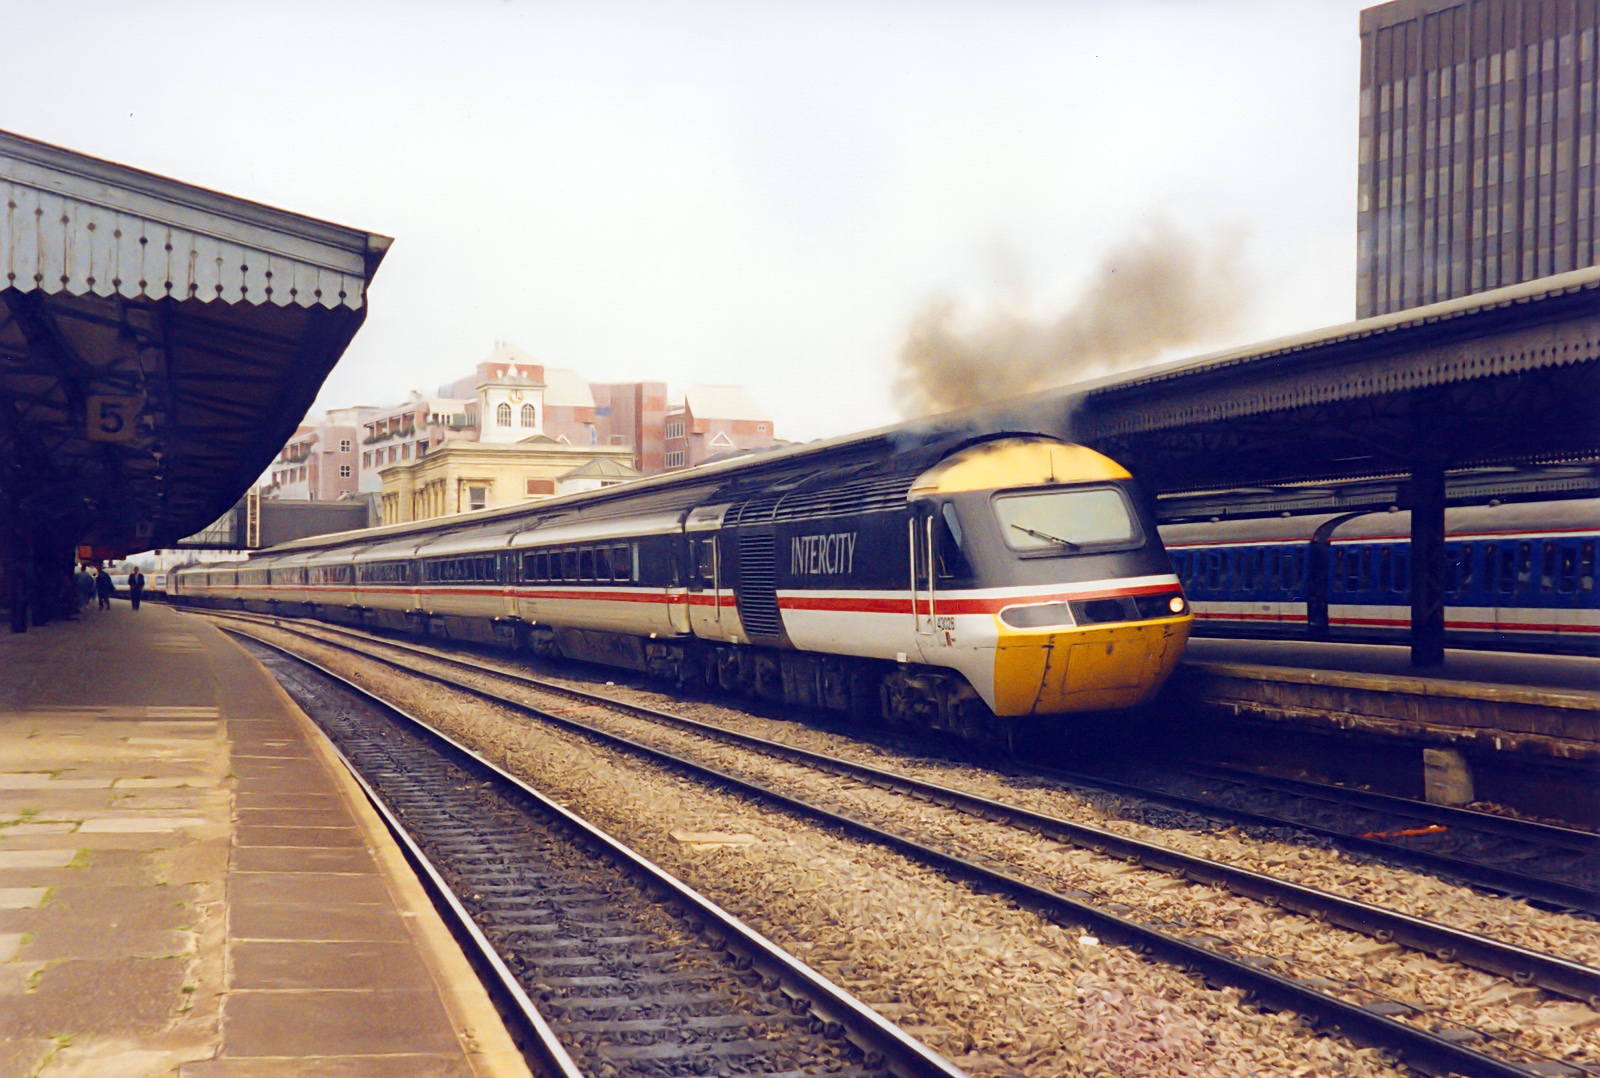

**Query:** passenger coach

left=1162, top=499, right=1598, bottom=653
left=174, top=430, right=1194, bottom=743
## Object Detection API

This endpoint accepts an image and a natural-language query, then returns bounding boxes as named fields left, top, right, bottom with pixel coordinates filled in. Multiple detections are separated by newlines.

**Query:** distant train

left=1161, top=499, right=1598, bottom=653
left=171, top=431, right=1194, bottom=742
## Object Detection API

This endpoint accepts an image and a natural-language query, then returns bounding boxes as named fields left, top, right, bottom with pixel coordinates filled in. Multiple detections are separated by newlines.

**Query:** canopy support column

left=1408, top=457, right=1447, bottom=667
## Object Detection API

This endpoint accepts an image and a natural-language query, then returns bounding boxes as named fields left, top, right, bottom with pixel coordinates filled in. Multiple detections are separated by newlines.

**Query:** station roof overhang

left=0, top=129, right=390, bottom=555
left=1032, top=266, right=1600, bottom=517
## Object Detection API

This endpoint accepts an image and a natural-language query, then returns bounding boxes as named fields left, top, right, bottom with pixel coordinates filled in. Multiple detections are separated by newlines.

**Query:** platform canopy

left=1066, top=265, right=1600, bottom=509
left=0, top=129, right=390, bottom=555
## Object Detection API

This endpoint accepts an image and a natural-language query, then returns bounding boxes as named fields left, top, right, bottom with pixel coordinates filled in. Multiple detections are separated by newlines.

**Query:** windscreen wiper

left=1011, top=523, right=1080, bottom=550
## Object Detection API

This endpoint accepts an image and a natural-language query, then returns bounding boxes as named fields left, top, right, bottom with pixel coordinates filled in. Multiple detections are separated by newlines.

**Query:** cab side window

left=697, top=538, right=717, bottom=584
left=934, top=503, right=972, bottom=580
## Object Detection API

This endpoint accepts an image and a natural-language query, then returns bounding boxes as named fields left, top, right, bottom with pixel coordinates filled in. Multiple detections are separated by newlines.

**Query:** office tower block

left=1358, top=0, right=1598, bottom=317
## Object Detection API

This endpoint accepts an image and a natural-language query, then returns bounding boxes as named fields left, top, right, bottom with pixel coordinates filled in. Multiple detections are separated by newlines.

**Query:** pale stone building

left=378, top=437, right=639, bottom=524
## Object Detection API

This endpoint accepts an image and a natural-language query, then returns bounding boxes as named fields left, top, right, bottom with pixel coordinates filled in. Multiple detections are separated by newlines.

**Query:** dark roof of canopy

left=0, top=129, right=390, bottom=553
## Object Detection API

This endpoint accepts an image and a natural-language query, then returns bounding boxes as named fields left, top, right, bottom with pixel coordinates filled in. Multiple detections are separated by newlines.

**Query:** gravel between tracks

left=416, top=646, right=1600, bottom=1071
left=244, top=624, right=1431, bottom=1078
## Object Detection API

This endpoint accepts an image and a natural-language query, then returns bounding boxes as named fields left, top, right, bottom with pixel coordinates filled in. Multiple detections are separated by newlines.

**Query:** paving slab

left=0, top=606, right=529, bottom=1078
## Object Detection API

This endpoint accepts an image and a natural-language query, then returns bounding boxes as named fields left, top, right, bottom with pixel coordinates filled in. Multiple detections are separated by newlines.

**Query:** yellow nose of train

left=991, top=612, right=1192, bottom=716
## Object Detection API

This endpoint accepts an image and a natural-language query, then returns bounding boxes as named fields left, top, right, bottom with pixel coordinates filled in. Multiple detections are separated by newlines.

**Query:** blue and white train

left=1161, top=499, right=1598, bottom=654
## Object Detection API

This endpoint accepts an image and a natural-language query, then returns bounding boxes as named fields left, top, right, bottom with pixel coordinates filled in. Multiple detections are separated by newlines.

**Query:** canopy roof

left=0, top=129, right=390, bottom=554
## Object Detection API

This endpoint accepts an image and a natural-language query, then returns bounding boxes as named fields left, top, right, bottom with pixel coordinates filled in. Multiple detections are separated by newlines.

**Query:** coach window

left=1515, top=542, right=1533, bottom=594
left=558, top=549, right=576, bottom=580
left=595, top=546, right=613, bottom=580
left=1238, top=549, right=1255, bottom=591
left=935, top=503, right=972, bottom=580
left=614, top=544, right=632, bottom=581
left=1331, top=549, right=1346, bottom=592
left=1541, top=542, right=1558, bottom=592
left=579, top=547, right=595, bottom=580
left=1393, top=549, right=1409, bottom=593
left=1558, top=545, right=1578, bottom=593
left=1496, top=545, right=1516, bottom=593
left=1378, top=547, right=1393, bottom=592
left=1265, top=549, right=1280, bottom=591
left=1205, top=551, right=1221, bottom=590
left=1580, top=540, right=1595, bottom=592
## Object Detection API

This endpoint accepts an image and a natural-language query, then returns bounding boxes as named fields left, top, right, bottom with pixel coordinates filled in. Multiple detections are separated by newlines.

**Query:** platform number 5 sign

left=86, top=396, right=144, bottom=443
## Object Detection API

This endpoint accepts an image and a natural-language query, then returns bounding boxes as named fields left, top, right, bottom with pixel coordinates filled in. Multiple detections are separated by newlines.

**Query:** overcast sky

left=10, top=0, right=1371, bottom=443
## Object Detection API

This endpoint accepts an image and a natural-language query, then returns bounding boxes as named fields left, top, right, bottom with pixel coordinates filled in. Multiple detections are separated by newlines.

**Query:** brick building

left=662, top=386, right=776, bottom=471
left=265, top=406, right=373, bottom=501
left=266, top=342, right=775, bottom=516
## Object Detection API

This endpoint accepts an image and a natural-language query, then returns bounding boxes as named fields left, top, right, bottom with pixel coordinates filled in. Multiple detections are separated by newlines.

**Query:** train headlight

left=1168, top=596, right=1187, bottom=614
left=999, top=602, right=1074, bottom=629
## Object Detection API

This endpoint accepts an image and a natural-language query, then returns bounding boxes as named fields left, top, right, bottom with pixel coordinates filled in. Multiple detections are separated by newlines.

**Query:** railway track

left=213, top=610, right=1600, bottom=1078
left=1047, top=763, right=1600, bottom=916
left=233, top=632, right=967, bottom=1078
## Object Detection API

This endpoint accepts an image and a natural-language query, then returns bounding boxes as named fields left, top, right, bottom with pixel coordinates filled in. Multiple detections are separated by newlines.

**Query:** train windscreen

left=993, top=487, right=1139, bottom=552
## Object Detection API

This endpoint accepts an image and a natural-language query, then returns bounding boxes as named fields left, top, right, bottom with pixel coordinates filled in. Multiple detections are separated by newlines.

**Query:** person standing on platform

left=74, top=565, right=95, bottom=612
left=95, top=566, right=113, bottom=610
left=128, top=567, right=145, bottom=611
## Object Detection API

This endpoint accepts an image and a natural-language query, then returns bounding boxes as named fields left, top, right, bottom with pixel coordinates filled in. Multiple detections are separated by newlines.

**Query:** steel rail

left=220, top=616, right=1592, bottom=1078
left=231, top=628, right=971, bottom=1078
left=281, top=666, right=587, bottom=1078
left=1189, top=763, right=1600, bottom=854
left=1041, top=767, right=1600, bottom=916
left=207, top=609, right=1600, bottom=1006
left=205, top=609, right=1600, bottom=1006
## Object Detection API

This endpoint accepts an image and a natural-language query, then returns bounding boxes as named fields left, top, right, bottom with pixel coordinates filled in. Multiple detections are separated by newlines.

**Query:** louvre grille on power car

left=736, top=532, right=784, bottom=638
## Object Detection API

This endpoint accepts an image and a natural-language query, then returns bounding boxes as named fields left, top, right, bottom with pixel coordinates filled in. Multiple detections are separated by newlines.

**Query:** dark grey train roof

left=258, top=428, right=1051, bottom=557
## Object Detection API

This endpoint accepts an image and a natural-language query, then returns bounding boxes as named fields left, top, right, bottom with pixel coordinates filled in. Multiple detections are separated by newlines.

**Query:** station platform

left=1174, top=638, right=1599, bottom=759
left=1167, top=637, right=1599, bottom=823
left=0, top=603, right=531, bottom=1078
left=1183, top=637, right=1600, bottom=695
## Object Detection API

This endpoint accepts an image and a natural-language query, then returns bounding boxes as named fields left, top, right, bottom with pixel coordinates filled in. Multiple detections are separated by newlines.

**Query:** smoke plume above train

left=891, top=219, right=1249, bottom=418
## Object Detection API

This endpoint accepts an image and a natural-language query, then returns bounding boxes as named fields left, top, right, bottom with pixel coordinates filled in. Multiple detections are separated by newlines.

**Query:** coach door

left=686, top=505, right=731, bottom=640
left=909, top=508, right=937, bottom=637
